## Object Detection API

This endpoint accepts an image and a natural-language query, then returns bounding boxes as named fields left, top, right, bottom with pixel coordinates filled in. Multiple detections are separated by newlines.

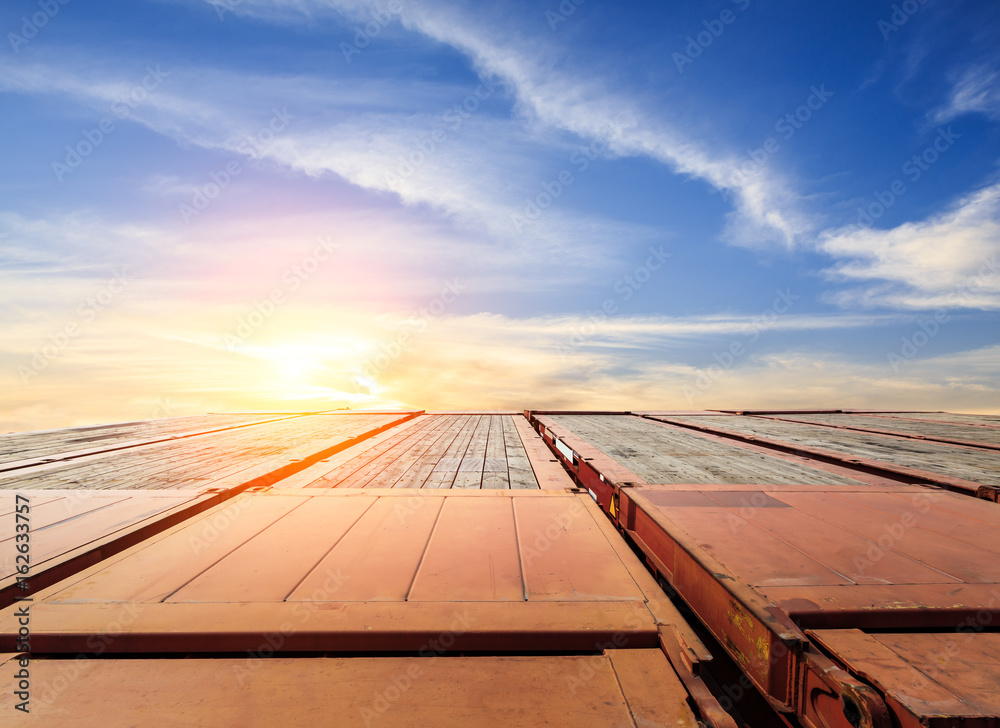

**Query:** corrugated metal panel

left=0, top=491, right=698, bottom=654
left=0, top=490, right=217, bottom=609
left=0, top=650, right=702, bottom=727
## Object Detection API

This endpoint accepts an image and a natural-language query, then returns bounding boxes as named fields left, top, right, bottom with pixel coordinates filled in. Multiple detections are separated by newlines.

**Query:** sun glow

left=224, top=337, right=389, bottom=405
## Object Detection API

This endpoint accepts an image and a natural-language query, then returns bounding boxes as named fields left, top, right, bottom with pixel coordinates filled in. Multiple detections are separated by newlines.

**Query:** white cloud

left=0, top=53, right=659, bottom=269
left=180, top=0, right=812, bottom=249
left=933, top=66, right=1000, bottom=123
left=820, top=181, right=1000, bottom=310
left=7, top=301, right=995, bottom=432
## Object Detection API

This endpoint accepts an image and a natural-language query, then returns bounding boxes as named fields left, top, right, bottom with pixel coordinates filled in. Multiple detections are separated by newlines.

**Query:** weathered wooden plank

left=665, top=415, right=1000, bottom=486
left=0, top=415, right=407, bottom=491
left=551, top=415, right=868, bottom=485
left=0, top=414, right=269, bottom=466
left=452, top=416, right=491, bottom=490
left=361, top=417, right=460, bottom=489
left=390, top=416, right=466, bottom=489
left=422, top=416, right=481, bottom=489
left=482, top=416, right=510, bottom=490
left=324, top=418, right=443, bottom=488
left=277, top=416, right=427, bottom=488
left=513, top=417, right=574, bottom=491
left=502, top=416, right=538, bottom=490
left=760, top=413, right=1000, bottom=448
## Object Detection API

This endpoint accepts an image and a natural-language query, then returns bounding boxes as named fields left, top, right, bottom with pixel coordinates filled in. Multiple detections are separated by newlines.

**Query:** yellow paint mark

left=756, top=635, right=770, bottom=661
left=728, top=600, right=755, bottom=638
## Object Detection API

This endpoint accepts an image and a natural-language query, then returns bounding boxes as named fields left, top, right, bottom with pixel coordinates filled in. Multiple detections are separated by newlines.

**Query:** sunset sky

left=2, top=0, right=1000, bottom=432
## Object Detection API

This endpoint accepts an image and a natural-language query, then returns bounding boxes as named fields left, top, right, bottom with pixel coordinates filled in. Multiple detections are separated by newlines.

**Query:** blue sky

left=2, top=0, right=999, bottom=430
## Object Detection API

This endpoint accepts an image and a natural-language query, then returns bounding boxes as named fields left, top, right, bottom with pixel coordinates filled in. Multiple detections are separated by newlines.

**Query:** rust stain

left=724, top=636, right=750, bottom=667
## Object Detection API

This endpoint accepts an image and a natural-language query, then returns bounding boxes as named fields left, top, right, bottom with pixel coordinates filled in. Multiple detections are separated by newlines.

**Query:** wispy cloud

left=932, top=65, right=1000, bottom=123
left=820, top=180, right=1000, bottom=310
left=180, top=0, right=812, bottom=250
left=0, top=53, right=657, bottom=268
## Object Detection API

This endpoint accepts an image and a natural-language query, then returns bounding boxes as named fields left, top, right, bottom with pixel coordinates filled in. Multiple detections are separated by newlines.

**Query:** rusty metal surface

left=0, top=651, right=701, bottom=727
left=604, top=481, right=1000, bottom=726
left=0, top=491, right=688, bottom=654
left=622, top=483, right=1000, bottom=623
left=0, top=483, right=736, bottom=727
left=808, top=630, right=1000, bottom=727
left=534, top=412, right=1000, bottom=728
left=6, top=409, right=998, bottom=728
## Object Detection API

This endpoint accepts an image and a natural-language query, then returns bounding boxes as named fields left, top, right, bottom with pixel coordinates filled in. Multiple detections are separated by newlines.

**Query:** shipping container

left=530, top=411, right=1000, bottom=728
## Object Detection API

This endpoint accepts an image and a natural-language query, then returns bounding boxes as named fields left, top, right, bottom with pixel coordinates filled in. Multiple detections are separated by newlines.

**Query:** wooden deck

left=0, top=414, right=409, bottom=491
left=289, top=415, right=547, bottom=489
left=548, top=414, right=873, bottom=485
left=659, top=414, right=1000, bottom=486
left=0, top=413, right=283, bottom=466
left=754, top=412, right=1000, bottom=448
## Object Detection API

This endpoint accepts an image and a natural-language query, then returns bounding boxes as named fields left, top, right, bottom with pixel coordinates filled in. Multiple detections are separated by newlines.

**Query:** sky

left=2, top=0, right=1000, bottom=432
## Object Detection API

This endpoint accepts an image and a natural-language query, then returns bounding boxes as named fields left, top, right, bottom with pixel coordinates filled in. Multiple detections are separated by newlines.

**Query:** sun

left=272, top=350, right=314, bottom=384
